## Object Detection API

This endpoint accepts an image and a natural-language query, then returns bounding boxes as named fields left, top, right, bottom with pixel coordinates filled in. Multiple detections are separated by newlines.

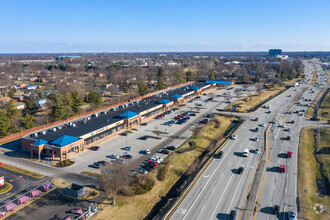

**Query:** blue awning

left=119, top=111, right=138, bottom=119
left=191, top=86, right=200, bottom=91
left=50, top=135, right=79, bottom=147
left=169, top=94, right=182, bottom=99
left=206, top=80, right=232, bottom=85
left=32, top=139, right=48, bottom=146
left=158, top=99, right=171, bottom=104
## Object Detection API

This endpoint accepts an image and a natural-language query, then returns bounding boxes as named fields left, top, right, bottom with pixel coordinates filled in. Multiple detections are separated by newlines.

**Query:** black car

left=121, top=132, right=129, bottom=136
left=167, top=146, right=176, bottom=151
left=90, top=146, right=100, bottom=151
left=160, top=149, right=171, bottom=155
left=122, top=154, right=133, bottom=159
left=273, top=205, right=280, bottom=215
left=229, top=210, right=236, bottom=219
left=214, top=151, right=224, bottom=158
left=238, top=166, right=244, bottom=174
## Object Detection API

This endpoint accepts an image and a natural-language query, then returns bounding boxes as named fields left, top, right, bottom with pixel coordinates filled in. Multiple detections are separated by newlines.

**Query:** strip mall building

left=21, top=81, right=232, bottom=161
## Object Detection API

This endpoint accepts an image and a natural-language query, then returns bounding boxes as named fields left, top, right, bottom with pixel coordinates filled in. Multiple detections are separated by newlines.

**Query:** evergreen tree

left=63, top=93, right=73, bottom=118
left=157, top=67, right=164, bottom=77
left=0, top=109, right=10, bottom=138
left=88, top=90, right=103, bottom=108
left=186, top=71, right=194, bottom=81
left=175, top=70, right=183, bottom=83
left=138, top=81, right=148, bottom=96
left=71, top=91, right=83, bottom=114
left=157, top=77, right=167, bottom=90
left=22, top=113, right=36, bottom=129
left=50, top=94, right=66, bottom=121
left=25, top=96, right=39, bottom=115
left=6, top=99, right=21, bottom=120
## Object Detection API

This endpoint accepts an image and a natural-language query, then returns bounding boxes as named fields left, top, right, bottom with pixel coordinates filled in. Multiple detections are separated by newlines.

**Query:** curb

left=0, top=182, right=13, bottom=195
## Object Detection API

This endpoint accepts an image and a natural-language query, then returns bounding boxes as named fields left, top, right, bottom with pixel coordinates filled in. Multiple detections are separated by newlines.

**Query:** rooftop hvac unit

left=52, top=128, right=57, bottom=132
left=87, top=117, right=91, bottom=120
left=34, top=133, right=38, bottom=137
left=84, top=120, right=87, bottom=123
left=58, top=126, right=62, bottom=129
left=72, top=124, right=76, bottom=127
left=42, top=131, right=46, bottom=135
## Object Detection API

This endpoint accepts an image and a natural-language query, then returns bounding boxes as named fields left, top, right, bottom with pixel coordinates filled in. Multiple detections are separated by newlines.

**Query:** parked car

left=90, top=146, right=100, bottom=151
left=199, top=119, right=209, bottom=124
left=113, top=158, right=125, bottom=164
left=273, top=205, right=280, bottom=215
left=167, top=146, right=176, bottom=150
left=120, top=132, right=129, bottom=136
left=137, top=167, right=148, bottom=174
left=231, top=134, right=238, bottom=140
left=146, top=160, right=158, bottom=166
left=122, top=146, right=132, bottom=151
left=160, top=149, right=171, bottom=155
left=139, top=136, right=148, bottom=140
left=122, top=154, right=133, bottom=159
left=108, top=154, right=119, bottom=159
left=92, top=160, right=107, bottom=168
left=260, top=123, right=266, bottom=127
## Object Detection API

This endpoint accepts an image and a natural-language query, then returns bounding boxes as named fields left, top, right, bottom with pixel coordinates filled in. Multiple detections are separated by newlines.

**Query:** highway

left=170, top=60, right=327, bottom=220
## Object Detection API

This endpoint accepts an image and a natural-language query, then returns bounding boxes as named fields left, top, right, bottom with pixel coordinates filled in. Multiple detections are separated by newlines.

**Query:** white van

left=243, top=149, right=249, bottom=157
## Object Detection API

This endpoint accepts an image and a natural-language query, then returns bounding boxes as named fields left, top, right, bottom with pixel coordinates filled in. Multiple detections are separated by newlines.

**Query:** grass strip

left=0, top=162, right=44, bottom=179
left=297, top=127, right=330, bottom=220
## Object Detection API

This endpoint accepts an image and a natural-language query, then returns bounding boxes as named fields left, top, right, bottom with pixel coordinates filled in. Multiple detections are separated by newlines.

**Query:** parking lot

left=59, top=85, right=256, bottom=176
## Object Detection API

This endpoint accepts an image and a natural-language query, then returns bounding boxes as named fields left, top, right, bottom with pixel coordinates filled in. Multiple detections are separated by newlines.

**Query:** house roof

left=158, top=99, right=171, bottom=104
left=50, top=135, right=79, bottom=147
left=169, top=94, right=182, bottom=99
left=119, top=111, right=138, bottom=119
left=32, top=139, right=48, bottom=146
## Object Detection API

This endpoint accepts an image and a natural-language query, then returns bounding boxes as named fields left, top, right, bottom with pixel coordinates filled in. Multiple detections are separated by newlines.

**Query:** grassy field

left=298, top=127, right=330, bottom=220
left=224, top=85, right=286, bottom=112
left=318, top=90, right=330, bottom=121
left=0, top=162, right=44, bottom=178
left=81, top=171, right=103, bottom=178
left=311, top=71, right=317, bottom=85
left=283, top=77, right=303, bottom=86
left=306, top=87, right=328, bottom=118
left=93, top=115, right=237, bottom=220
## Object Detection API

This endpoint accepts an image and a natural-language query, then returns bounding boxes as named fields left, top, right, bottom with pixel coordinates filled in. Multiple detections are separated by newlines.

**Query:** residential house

left=14, top=102, right=25, bottom=110
left=0, top=97, right=11, bottom=104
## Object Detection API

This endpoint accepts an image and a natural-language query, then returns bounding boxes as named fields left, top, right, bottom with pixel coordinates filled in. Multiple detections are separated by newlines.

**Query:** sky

left=0, top=0, right=330, bottom=53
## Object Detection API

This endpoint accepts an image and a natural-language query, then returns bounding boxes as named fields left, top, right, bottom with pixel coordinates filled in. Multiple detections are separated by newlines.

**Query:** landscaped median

left=318, top=89, right=330, bottom=121
left=93, top=115, right=241, bottom=220
left=224, top=85, right=287, bottom=112
left=298, top=127, right=330, bottom=220
left=0, top=182, right=13, bottom=194
left=306, top=87, right=328, bottom=118
left=0, top=162, right=44, bottom=179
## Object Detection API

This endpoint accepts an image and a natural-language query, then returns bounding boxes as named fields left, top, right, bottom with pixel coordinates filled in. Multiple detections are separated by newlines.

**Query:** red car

left=255, top=117, right=259, bottom=121
left=147, top=160, right=158, bottom=166
left=186, top=116, right=191, bottom=120
left=287, top=151, right=293, bottom=158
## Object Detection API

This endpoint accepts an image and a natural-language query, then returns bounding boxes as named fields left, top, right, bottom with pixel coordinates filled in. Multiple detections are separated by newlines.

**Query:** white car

left=288, top=210, right=296, bottom=220
left=287, top=128, right=292, bottom=132
left=255, top=148, right=260, bottom=154
left=231, top=134, right=238, bottom=140
left=281, top=124, right=287, bottom=128
left=243, top=149, right=249, bottom=157
left=144, top=149, right=150, bottom=155
left=260, top=123, right=266, bottom=127
left=108, top=154, right=119, bottom=159
left=254, top=137, right=259, bottom=141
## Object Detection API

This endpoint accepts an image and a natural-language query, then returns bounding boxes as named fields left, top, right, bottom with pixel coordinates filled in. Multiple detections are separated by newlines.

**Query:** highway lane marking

left=201, top=205, right=205, bottom=212
left=181, top=146, right=233, bottom=220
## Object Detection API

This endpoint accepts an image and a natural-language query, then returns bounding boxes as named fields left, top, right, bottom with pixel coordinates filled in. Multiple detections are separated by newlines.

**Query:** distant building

left=276, top=55, right=289, bottom=60
left=269, top=49, right=282, bottom=57
left=14, top=102, right=25, bottom=110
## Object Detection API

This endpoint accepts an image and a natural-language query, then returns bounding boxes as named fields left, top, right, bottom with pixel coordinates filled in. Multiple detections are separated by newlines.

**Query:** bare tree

left=234, top=88, right=242, bottom=98
left=100, top=162, right=129, bottom=205
left=256, top=84, right=264, bottom=96
left=152, top=126, right=161, bottom=138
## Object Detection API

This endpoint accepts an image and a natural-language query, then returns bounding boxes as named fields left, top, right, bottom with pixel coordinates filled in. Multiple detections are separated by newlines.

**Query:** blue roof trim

left=169, top=94, right=182, bottom=99
left=191, top=86, right=200, bottom=91
left=119, top=111, right=138, bottom=119
left=50, top=135, right=79, bottom=147
left=32, top=139, right=48, bottom=146
left=158, top=99, right=171, bottom=104
left=206, top=80, right=232, bottom=85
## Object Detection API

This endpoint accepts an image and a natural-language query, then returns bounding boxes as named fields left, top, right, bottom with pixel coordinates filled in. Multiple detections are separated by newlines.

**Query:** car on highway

left=288, top=210, right=296, bottom=220
left=120, top=132, right=129, bottom=136
left=266, top=110, right=271, bottom=114
left=231, top=134, right=238, bottom=140
left=107, top=154, right=119, bottom=159
left=255, top=127, right=259, bottom=132
left=238, top=166, right=244, bottom=174
left=243, top=149, right=249, bottom=157
left=144, top=149, right=151, bottom=154
left=139, top=136, right=148, bottom=140
left=287, top=151, right=293, bottom=158
left=298, top=113, right=303, bottom=116
left=273, top=205, right=280, bottom=215
left=255, top=148, right=259, bottom=154
left=286, top=128, right=292, bottom=132
left=286, top=136, right=291, bottom=140
left=279, top=165, right=286, bottom=173
left=255, top=117, right=259, bottom=121
left=122, top=154, right=133, bottom=159
left=229, top=210, right=236, bottom=219
left=253, top=137, right=259, bottom=141
left=214, top=151, right=224, bottom=158
left=160, top=149, right=171, bottom=155
left=122, top=146, right=132, bottom=151
left=260, top=123, right=266, bottom=127
left=291, top=120, right=295, bottom=124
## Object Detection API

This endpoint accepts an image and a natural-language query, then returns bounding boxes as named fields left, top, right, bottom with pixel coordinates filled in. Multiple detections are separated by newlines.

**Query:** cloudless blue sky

left=1, top=0, right=329, bottom=53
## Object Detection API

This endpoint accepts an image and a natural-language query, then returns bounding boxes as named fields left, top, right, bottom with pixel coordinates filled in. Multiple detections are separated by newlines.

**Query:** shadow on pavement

left=266, top=166, right=279, bottom=173
left=216, top=213, right=229, bottom=220
left=277, top=153, right=288, bottom=159
left=260, top=206, right=274, bottom=215
left=234, top=152, right=243, bottom=157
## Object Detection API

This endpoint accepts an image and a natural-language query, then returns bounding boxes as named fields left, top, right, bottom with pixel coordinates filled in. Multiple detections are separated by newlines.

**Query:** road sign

left=0, top=176, right=4, bottom=186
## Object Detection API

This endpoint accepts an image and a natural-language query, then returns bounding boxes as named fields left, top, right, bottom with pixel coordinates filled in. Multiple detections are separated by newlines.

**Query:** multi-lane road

left=170, top=60, right=328, bottom=220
